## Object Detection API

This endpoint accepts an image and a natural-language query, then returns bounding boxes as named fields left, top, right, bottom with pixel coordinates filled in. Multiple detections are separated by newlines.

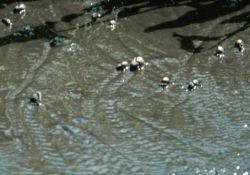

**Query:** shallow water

left=0, top=0, right=250, bottom=174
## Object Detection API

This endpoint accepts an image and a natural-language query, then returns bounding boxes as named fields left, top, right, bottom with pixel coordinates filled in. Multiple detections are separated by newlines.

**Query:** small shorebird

left=215, top=45, right=225, bottom=58
left=30, top=91, right=42, bottom=106
left=91, top=12, right=101, bottom=22
left=160, top=76, right=171, bottom=88
left=116, top=61, right=129, bottom=72
left=235, top=39, right=245, bottom=53
left=2, top=17, right=12, bottom=31
left=130, top=56, right=146, bottom=71
left=187, top=79, right=201, bottom=91
left=109, top=20, right=116, bottom=31
left=14, top=3, right=26, bottom=19
left=2, top=18, right=12, bottom=27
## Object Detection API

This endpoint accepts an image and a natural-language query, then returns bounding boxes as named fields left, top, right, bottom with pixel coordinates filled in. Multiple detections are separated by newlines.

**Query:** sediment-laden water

left=0, top=0, right=249, bottom=174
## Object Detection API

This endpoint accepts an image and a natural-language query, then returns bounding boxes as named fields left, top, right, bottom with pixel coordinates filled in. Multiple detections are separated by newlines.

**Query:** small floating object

left=235, top=39, right=245, bottom=53
left=187, top=79, right=202, bottom=91
left=30, top=91, right=42, bottom=106
left=130, top=56, right=146, bottom=71
left=14, top=3, right=26, bottom=19
left=109, top=20, right=116, bottom=31
left=215, top=45, right=224, bottom=58
left=116, top=61, right=129, bottom=72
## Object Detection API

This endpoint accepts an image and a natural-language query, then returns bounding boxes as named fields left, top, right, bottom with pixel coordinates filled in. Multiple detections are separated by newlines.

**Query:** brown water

left=0, top=0, right=250, bottom=174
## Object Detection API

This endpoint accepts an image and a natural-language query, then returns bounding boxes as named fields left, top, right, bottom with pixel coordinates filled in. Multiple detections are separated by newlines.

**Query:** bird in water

left=116, top=61, right=129, bottom=72
left=235, top=39, right=245, bottom=53
left=30, top=91, right=42, bottom=106
left=2, top=17, right=12, bottom=26
left=91, top=12, right=101, bottom=22
left=14, top=3, right=26, bottom=19
left=109, top=20, right=116, bottom=31
left=130, top=56, right=147, bottom=71
left=2, top=17, right=13, bottom=31
left=187, top=79, right=202, bottom=91
left=159, top=76, right=174, bottom=89
left=215, top=45, right=225, bottom=58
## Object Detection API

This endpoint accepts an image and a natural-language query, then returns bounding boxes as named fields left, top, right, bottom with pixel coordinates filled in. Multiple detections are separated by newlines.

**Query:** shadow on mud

left=60, top=0, right=169, bottom=24
left=1, top=0, right=249, bottom=50
left=144, top=0, right=249, bottom=32
left=172, top=10, right=250, bottom=53
left=173, top=32, right=221, bottom=53
left=58, top=0, right=250, bottom=53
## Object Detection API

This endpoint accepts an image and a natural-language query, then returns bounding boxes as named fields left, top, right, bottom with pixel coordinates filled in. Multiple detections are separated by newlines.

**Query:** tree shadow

left=0, top=0, right=173, bottom=47
left=173, top=32, right=221, bottom=53
left=216, top=11, right=250, bottom=45
left=61, top=13, right=84, bottom=23
left=172, top=9, right=250, bottom=53
left=59, top=0, right=249, bottom=36
left=0, top=21, right=69, bottom=47
left=144, top=0, right=249, bottom=32
left=221, top=11, right=250, bottom=24
left=59, top=0, right=170, bottom=32
left=61, top=0, right=175, bottom=24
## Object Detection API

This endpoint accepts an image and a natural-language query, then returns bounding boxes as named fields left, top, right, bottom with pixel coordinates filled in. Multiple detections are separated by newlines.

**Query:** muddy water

left=0, top=0, right=250, bottom=174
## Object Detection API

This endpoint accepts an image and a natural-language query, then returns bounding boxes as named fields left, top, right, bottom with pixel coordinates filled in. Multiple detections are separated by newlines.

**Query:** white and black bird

left=187, top=79, right=202, bottom=91
left=14, top=3, right=26, bottom=18
left=30, top=91, right=42, bottom=106
left=160, top=76, right=171, bottom=88
left=130, top=56, right=146, bottom=71
left=116, top=61, right=129, bottom=72
left=235, top=39, right=245, bottom=53
left=91, top=12, right=101, bottom=22
left=2, top=17, right=12, bottom=27
left=109, top=20, right=116, bottom=31
left=2, top=17, right=13, bottom=31
left=215, top=45, right=225, bottom=58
